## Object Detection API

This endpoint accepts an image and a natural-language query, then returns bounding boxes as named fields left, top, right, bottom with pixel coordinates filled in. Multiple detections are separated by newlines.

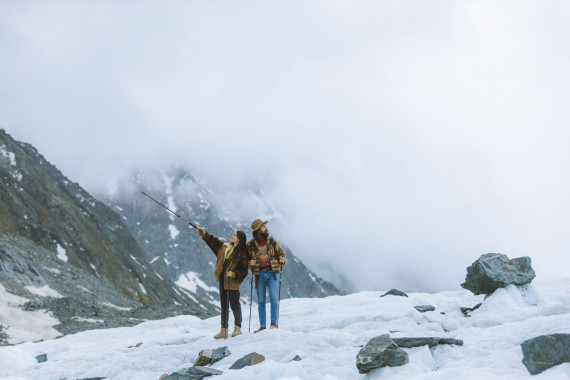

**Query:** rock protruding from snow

left=461, top=303, right=482, bottom=316
left=229, top=352, right=265, bottom=370
left=393, top=337, right=463, bottom=348
left=290, top=355, right=302, bottom=361
left=381, top=289, right=408, bottom=297
left=414, top=305, right=435, bottom=313
left=193, top=346, right=231, bottom=367
left=163, top=366, right=222, bottom=380
left=521, top=334, right=570, bottom=375
left=35, top=353, right=47, bottom=363
left=356, top=334, right=409, bottom=373
left=461, top=253, right=536, bottom=295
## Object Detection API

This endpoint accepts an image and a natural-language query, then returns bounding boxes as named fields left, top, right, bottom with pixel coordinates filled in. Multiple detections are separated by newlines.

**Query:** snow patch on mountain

left=55, top=244, right=68, bottom=262
left=176, top=271, right=218, bottom=294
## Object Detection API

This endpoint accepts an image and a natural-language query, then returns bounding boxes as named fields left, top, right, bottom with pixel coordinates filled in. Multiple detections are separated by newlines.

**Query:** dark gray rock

left=461, top=303, right=482, bottom=316
left=414, top=305, right=435, bottom=313
left=290, top=355, right=302, bottom=361
left=381, top=289, right=408, bottom=297
left=35, top=353, right=47, bottom=363
left=0, top=324, right=8, bottom=345
left=393, top=337, right=463, bottom=348
left=356, top=334, right=409, bottom=374
left=229, top=352, right=265, bottom=370
left=521, top=334, right=570, bottom=375
left=461, top=253, right=535, bottom=295
left=77, top=378, right=106, bottom=380
left=193, top=346, right=231, bottom=366
left=163, top=367, right=222, bottom=380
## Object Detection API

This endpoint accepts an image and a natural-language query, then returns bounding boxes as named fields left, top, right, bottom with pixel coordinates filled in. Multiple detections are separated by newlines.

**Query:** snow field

left=0, top=278, right=569, bottom=379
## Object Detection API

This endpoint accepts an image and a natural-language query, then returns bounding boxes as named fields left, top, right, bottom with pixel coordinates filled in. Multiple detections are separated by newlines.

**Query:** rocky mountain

left=0, top=129, right=217, bottom=343
left=100, top=166, right=343, bottom=304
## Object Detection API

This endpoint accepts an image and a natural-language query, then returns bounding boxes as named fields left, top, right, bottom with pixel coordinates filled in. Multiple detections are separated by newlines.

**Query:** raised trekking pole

left=277, top=264, right=283, bottom=327
left=248, top=272, right=254, bottom=332
left=141, top=192, right=199, bottom=229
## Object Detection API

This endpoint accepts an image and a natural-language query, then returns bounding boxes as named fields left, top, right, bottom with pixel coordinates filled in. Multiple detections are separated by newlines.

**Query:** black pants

left=219, top=279, right=241, bottom=328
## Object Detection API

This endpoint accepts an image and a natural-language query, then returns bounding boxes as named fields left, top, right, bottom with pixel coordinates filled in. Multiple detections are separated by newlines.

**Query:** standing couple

left=197, top=219, right=286, bottom=339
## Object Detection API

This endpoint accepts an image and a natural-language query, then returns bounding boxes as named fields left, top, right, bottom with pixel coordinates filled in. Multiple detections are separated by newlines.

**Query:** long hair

left=233, top=230, right=249, bottom=259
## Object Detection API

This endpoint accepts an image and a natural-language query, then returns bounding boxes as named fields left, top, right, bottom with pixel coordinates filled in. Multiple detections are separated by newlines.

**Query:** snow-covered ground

left=1, top=277, right=569, bottom=380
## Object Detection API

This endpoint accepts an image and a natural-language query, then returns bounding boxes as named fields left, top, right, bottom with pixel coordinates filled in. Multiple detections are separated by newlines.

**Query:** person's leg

left=229, top=289, right=242, bottom=328
left=219, top=280, right=228, bottom=329
left=256, top=271, right=267, bottom=328
left=268, top=272, right=279, bottom=326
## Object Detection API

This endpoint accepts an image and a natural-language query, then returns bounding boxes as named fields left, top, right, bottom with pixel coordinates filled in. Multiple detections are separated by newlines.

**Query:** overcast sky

left=2, top=1, right=569, bottom=292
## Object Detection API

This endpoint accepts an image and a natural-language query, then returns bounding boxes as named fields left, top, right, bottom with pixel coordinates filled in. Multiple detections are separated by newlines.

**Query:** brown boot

left=213, top=328, right=228, bottom=340
left=253, top=326, right=266, bottom=334
left=270, top=323, right=278, bottom=329
left=231, top=326, right=242, bottom=337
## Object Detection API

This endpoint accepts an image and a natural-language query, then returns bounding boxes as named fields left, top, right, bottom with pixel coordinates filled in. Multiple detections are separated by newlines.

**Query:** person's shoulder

left=247, top=239, right=256, bottom=247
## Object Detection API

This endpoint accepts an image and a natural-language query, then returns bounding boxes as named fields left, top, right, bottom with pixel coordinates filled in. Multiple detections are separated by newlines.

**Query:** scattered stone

left=163, top=366, right=222, bottom=380
left=521, top=334, right=570, bottom=375
left=381, top=289, right=408, bottom=297
left=77, top=378, right=106, bottom=380
left=290, top=355, right=302, bottom=361
left=356, top=334, right=409, bottom=374
left=393, top=337, right=463, bottom=348
left=35, top=354, right=47, bottom=363
left=127, top=342, right=143, bottom=348
left=461, top=253, right=536, bottom=295
left=461, top=303, right=482, bottom=317
left=193, top=346, right=231, bottom=367
left=229, top=352, right=265, bottom=370
left=414, top=305, right=435, bottom=313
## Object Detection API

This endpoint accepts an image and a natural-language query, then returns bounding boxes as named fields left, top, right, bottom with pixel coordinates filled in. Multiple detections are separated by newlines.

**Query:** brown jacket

left=247, top=237, right=286, bottom=276
left=200, top=231, right=249, bottom=290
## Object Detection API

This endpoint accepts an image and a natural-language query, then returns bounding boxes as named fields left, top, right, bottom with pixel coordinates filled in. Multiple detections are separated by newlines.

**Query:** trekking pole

left=277, top=264, right=283, bottom=327
left=141, top=192, right=199, bottom=229
left=248, top=273, right=253, bottom=332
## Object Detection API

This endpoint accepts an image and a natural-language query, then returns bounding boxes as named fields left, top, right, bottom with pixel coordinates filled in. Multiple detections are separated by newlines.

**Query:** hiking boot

left=213, top=328, right=228, bottom=340
left=253, top=326, right=266, bottom=334
left=270, top=323, right=278, bottom=329
left=231, top=326, right=242, bottom=337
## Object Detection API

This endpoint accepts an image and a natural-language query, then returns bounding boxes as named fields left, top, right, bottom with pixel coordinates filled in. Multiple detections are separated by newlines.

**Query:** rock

left=35, top=354, right=47, bottom=363
left=290, top=355, right=302, bottom=361
left=163, top=366, right=222, bottom=380
left=77, top=378, right=106, bottom=380
left=381, top=289, right=408, bottom=297
left=193, top=346, right=231, bottom=367
left=356, top=334, right=409, bottom=373
left=393, top=337, right=463, bottom=348
left=414, top=305, right=435, bottom=313
left=461, top=303, right=482, bottom=316
left=521, top=334, right=570, bottom=375
left=461, top=253, right=536, bottom=295
left=229, top=352, right=265, bottom=370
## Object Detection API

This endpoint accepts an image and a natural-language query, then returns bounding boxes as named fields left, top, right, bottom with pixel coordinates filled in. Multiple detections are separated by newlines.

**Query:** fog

left=2, top=1, right=569, bottom=292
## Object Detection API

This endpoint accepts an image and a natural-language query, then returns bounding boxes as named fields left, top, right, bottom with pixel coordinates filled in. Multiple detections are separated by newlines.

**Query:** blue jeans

left=257, top=270, right=279, bottom=327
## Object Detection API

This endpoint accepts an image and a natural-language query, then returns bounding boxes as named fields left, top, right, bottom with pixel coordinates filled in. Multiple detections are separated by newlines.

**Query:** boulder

left=163, top=366, right=222, bottom=380
left=461, top=253, right=536, bottom=295
left=290, top=355, right=302, bottom=362
left=393, top=337, right=463, bottom=348
left=229, top=352, right=265, bottom=370
left=193, top=346, right=231, bottom=366
left=414, top=305, right=435, bottom=313
left=381, top=289, right=408, bottom=297
left=356, top=334, right=409, bottom=373
left=521, top=334, right=570, bottom=375
left=35, top=354, right=47, bottom=363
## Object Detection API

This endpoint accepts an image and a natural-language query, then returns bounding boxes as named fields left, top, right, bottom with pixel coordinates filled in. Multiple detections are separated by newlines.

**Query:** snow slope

left=1, top=277, right=569, bottom=380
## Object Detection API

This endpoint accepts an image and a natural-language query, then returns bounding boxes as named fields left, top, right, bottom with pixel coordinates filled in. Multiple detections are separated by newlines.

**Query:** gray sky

left=2, top=1, right=569, bottom=292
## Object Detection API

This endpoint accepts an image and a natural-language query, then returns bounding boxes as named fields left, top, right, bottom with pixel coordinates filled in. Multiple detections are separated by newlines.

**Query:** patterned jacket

left=247, top=237, right=286, bottom=276
left=200, top=231, right=249, bottom=290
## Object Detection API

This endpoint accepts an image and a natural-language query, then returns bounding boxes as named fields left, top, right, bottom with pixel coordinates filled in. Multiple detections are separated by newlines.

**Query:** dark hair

left=234, top=230, right=248, bottom=258
left=253, top=228, right=269, bottom=242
